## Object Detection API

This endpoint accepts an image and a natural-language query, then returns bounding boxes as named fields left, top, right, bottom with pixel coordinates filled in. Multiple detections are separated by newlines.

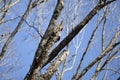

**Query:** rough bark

left=44, top=0, right=116, bottom=68
left=0, top=0, right=48, bottom=61
left=38, top=50, right=69, bottom=80
left=24, top=0, right=64, bottom=79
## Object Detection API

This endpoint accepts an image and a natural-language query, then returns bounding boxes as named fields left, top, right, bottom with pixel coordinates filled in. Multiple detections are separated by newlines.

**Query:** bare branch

left=0, top=0, right=32, bottom=60
left=91, top=6, right=108, bottom=80
left=38, top=50, right=69, bottom=80
left=24, top=20, right=63, bottom=80
left=74, top=11, right=105, bottom=79
left=24, top=0, right=64, bottom=79
left=24, top=19, right=43, bottom=38
left=72, top=30, right=120, bottom=80
left=46, top=0, right=116, bottom=69
left=31, top=0, right=48, bottom=9
left=102, top=68, right=120, bottom=75
left=0, top=0, right=11, bottom=24
left=91, top=47, right=120, bottom=80
left=101, top=48, right=120, bottom=70
left=0, top=16, right=20, bottom=24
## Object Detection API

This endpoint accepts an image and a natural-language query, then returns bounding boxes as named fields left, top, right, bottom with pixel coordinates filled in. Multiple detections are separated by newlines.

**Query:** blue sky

left=0, top=0, right=120, bottom=80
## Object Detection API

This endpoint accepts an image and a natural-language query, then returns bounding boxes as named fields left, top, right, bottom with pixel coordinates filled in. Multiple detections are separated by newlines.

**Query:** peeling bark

left=38, top=50, right=69, bottom=80
left=24, top=0, right=64, bottom=79
left=44, top=0, right=116, bottom=68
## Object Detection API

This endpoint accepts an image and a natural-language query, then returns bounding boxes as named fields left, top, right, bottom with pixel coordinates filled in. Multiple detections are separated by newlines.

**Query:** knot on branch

left=50, top=20, right=63, bottom=43
left=99, top=0, right=106, bottom=5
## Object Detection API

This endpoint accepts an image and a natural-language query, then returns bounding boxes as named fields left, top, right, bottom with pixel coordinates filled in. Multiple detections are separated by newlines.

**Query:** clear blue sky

left=0, top=0, right=120, bottom=80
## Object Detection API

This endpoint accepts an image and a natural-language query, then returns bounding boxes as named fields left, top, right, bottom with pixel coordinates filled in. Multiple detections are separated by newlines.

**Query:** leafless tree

left=0, top=0, right=120, bottom=80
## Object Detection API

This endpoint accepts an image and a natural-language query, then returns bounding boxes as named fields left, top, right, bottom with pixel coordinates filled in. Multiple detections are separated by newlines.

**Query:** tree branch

left=24, top=0, right=64, bottom=79
left=38, top=50, right=69, bottom=80
left=0, top=0, right=32, bottom=60
left=45, top=0, right=116, bottom=68
left=72, top=30, right=120, bottom=80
